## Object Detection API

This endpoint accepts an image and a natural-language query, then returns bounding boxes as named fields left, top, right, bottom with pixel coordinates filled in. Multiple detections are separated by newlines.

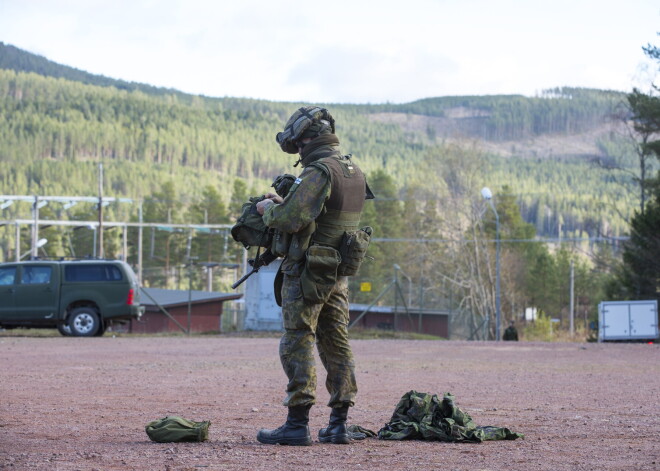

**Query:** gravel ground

left=1, top=335, right=659, bottom=471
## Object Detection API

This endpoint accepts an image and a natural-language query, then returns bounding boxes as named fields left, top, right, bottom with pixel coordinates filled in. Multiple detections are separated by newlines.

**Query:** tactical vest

left=280, top=154, right=367, bottom=278
left=309, top=155, right=366, bottom=249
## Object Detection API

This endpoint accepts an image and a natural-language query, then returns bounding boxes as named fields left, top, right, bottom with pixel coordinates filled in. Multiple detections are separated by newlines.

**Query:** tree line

left=0, top=68, right=640, bottom=240
left=0, top=40, right=655, bottom=337
left=608, top=42, right=660, bottom=304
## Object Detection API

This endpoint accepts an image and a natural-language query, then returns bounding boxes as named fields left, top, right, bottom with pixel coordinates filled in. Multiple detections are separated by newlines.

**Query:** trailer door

left=630, top=302, right=658, bottom=339
left=602, top=303, right=630, bottom=339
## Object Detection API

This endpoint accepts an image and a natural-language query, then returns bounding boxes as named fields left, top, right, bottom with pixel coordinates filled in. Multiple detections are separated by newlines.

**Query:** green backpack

left=231, top=196, right=273, bottom=249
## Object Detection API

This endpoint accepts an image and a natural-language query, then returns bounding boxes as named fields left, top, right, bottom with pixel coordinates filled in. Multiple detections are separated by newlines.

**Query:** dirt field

left=1, top=335, right=659, bottom=471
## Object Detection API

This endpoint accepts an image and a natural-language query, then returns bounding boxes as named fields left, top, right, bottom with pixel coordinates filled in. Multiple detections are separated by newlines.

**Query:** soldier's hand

left=264, top=193, right=283, bottom=204
left=255, top=199, right=275, bottom=215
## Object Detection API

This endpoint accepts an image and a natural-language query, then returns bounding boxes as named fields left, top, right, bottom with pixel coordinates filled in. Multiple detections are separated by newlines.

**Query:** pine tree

left=617, top=183, right=660, bottom=300
left=612, top=39, right=660, bottom=302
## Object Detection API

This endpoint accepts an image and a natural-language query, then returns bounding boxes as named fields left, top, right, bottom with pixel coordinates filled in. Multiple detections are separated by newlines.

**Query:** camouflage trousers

left=279, top=273, right=357, bottom=408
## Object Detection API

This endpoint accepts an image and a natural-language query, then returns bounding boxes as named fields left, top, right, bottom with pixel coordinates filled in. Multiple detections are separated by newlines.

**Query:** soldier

left=503, top=321, right=519, bottom=341
left=255, top=106, right=370, bottom=446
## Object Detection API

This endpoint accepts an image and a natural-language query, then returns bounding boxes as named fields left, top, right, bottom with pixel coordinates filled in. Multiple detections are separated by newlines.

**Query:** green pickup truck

left=0, top=260, right=143, bottom=337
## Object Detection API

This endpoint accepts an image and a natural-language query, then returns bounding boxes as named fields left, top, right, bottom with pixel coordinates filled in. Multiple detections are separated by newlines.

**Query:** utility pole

left=98, top=163, right=104, bottom=258
left=138, top=200, right=143, bottom=283
left=31, top=196, right=39, bottom=259
left=570, top=259, right=575, bottom=336
left=15, top=222, right=20, bottom=262
left=187, top=256, right=198, bottom=335
left=481, top=187, right=501, bottom=341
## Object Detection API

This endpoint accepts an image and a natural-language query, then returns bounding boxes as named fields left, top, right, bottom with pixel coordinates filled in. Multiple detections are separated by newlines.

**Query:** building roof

left=349, top=304, right=451, bottom=316
left=140, top=287, right=242, bottom=308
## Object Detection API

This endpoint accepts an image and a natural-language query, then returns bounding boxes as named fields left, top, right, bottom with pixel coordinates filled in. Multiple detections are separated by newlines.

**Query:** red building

left=130, top=288, right=242, bottom=334
left=349, top=304, right=450, bottom=338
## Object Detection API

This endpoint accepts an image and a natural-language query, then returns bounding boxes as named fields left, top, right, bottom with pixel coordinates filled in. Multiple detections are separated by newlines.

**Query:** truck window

left=65, top=264, right=123, bottom=282
left=0, top=266, right=16, bottom=285
left=21, top=266, right=52, bottom=285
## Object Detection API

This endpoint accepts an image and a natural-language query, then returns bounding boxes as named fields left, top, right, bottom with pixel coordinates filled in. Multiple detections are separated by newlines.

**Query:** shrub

left=521, top=311, right=554, bottom=342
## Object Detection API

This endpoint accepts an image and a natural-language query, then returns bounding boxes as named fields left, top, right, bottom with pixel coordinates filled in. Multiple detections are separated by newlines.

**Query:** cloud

left=1, top=0, right=658, bottom=103
left=285, top=45, right=460, bottom=104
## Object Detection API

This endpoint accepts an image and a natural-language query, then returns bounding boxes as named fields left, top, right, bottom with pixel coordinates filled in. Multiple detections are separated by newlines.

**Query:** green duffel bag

left=145, top=416, right=210, bottom=443
left=300, top=245, right=341, bottom=304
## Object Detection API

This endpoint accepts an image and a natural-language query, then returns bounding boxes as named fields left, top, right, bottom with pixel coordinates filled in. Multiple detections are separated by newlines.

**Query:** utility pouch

left=288, top=221, right=316, bottom=263
left=300, top=245, right=341, bottom=304
left=272, top=230, right=291, bottom=258
left=338, top=226, right=373, bottom=276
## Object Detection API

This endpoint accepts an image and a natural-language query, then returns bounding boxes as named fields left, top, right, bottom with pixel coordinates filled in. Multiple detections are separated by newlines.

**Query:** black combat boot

left=318, top=405, right=350, bottom=444
left=256, top=405, right=312, bottom=446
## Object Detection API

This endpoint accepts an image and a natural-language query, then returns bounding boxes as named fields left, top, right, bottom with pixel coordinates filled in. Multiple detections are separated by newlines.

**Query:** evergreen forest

left=1, top=41, right=656, bottom=339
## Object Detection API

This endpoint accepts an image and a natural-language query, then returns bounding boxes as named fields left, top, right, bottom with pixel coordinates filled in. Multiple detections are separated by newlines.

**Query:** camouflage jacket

left=378, top=390, right=524, bottom=442
left=262, top=164, right=330, bottom=234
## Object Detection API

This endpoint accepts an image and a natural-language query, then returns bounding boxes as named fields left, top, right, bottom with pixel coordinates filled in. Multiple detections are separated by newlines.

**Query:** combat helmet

left=276, top=106, right=335, bottom=154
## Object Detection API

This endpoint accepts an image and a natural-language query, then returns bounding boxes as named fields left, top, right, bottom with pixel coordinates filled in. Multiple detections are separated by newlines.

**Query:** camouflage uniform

left=503, top=323, right=519, bottom=341
left=263, top=137, right=363, bottom=409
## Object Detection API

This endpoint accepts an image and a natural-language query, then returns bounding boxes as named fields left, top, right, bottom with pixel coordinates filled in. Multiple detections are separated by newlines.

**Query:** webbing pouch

left=300, top=245, right=340, bottom=304
left=272, top=230, right=291, bottom=258
left=288, top=221, right=316, bottom=263
left=338, top=226, right=372, bottom=276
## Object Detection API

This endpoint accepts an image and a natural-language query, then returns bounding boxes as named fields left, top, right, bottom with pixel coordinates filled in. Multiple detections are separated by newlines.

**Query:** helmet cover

left=275, top=106, right=335, bottom=154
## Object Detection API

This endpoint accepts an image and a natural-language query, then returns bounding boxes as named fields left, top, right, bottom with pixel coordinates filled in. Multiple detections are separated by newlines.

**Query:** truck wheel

left=57, top=323, right=72, bottom=336
left=94, top=321, right=107, bottom=337
left=68, top=307, right=100, bottom=337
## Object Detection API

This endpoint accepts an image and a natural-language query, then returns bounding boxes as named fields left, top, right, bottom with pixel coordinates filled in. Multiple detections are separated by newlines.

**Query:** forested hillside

left=0, top=42, right=187, bottom=98
left=1, top=42, right=649, bottom=337
left=0, top=41, right=641, bottom=233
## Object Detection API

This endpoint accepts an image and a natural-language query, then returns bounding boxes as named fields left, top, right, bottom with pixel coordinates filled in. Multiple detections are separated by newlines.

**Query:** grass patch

left=0, top=327, right=445, bottom=340
left=0, top=328, right=61, bottom=337
left=520, top=313, right=594, bottom=342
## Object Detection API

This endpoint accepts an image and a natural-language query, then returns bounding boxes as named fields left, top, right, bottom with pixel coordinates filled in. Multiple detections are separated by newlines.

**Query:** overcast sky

left=0, top=0, right=658, bottom=104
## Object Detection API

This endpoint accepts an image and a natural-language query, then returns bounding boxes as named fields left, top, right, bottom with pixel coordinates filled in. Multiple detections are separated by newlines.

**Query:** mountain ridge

left=0, top=41, right=190, bottom=99
left=0, top=41, right=642, bottom=241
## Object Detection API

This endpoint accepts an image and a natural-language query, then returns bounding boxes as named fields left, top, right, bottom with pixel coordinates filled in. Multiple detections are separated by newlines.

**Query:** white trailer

left=598, top=300, right=658, bottom=342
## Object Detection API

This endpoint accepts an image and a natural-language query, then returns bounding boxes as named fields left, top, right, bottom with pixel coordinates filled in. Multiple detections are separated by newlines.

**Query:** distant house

left=130, top=288, right=242, bottom=334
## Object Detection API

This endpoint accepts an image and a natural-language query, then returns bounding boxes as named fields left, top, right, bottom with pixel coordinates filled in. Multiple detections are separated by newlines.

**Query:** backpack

left=231, top=196, right=273, bottom=249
